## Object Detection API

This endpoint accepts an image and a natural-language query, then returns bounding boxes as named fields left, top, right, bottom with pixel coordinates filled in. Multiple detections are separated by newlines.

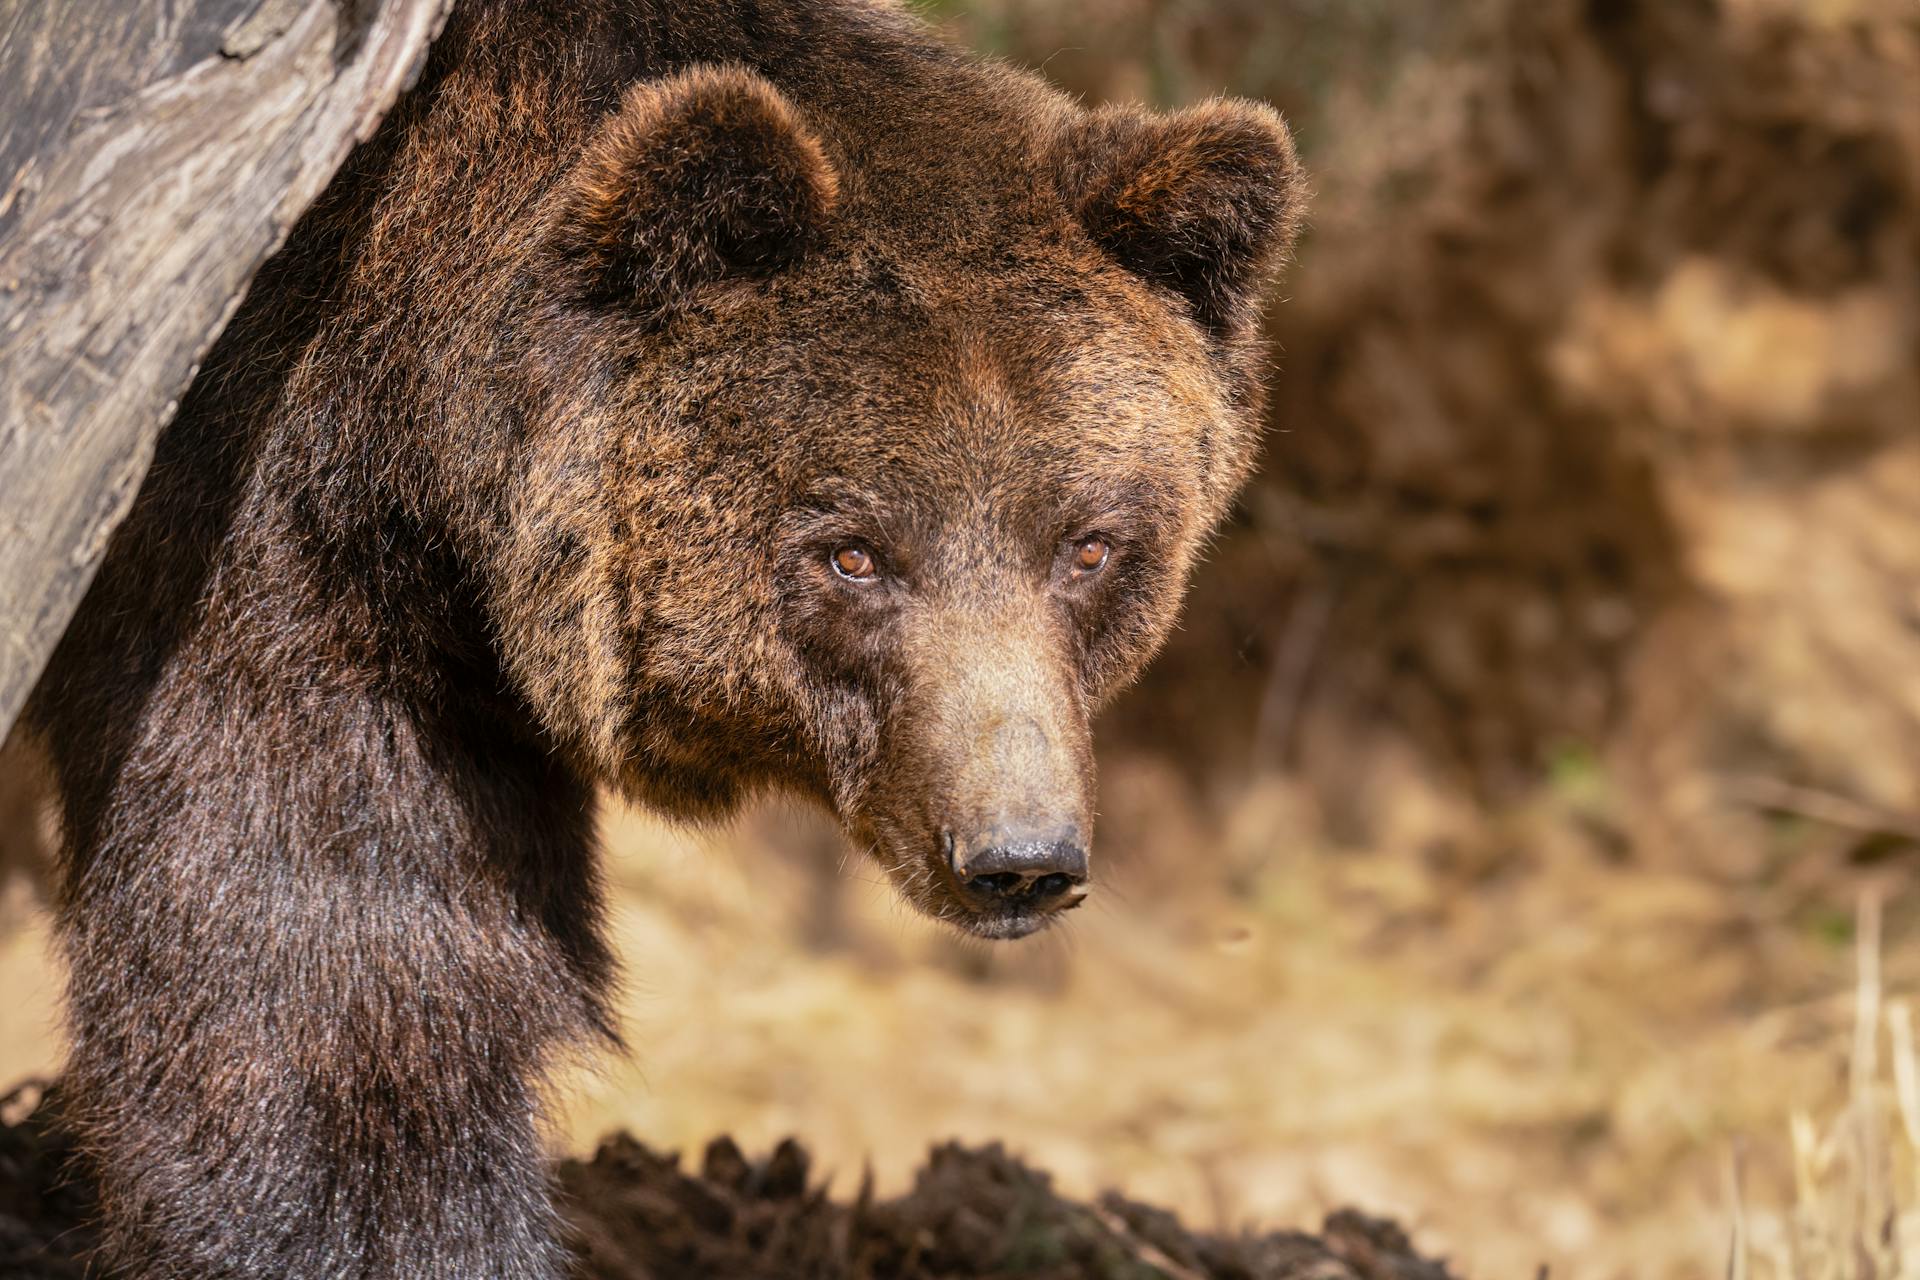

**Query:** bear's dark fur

left=23, top=0, right=1303, bottom=1274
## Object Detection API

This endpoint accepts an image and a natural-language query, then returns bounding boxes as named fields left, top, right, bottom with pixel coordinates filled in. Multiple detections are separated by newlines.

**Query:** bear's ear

left=552, top=65, right=840, bottom=316
left=1063, top=99, right=1304, bottom=336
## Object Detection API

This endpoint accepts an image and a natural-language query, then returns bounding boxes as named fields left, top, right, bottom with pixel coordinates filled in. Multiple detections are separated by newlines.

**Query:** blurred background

left=4, top=0, right=1919, bottom=1275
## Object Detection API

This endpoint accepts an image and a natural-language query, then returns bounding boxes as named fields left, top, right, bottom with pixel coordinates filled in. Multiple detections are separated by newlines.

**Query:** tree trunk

left=0, top=0, right=451, bottom=739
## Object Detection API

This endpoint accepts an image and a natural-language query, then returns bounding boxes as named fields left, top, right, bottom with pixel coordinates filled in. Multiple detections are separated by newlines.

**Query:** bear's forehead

left=739, top=262, right=1224, bottom=458
left=717, top=302, right=1218, bottom=537
left=785, top=231, right=1214, bottom=376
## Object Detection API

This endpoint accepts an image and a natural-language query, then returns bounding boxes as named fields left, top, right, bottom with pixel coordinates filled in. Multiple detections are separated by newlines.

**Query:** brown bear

left=22, top=0, right=1303, bottom=1274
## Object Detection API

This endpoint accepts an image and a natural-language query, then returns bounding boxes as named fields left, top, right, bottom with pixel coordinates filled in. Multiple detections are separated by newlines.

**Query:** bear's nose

left=950, top=837, right=1088, bottom=908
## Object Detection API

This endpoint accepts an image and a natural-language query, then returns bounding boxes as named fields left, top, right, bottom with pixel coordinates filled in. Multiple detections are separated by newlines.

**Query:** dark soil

left=0, top=1081, right=1454, bottom=1280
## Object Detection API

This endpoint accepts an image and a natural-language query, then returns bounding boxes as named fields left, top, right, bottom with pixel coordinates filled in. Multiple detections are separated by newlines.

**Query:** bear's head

left=499, top=58, right=1302, bottom=939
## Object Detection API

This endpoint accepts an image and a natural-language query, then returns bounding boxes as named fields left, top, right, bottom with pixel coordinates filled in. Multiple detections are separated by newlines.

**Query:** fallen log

left=0, top=0, right=451, bottom=738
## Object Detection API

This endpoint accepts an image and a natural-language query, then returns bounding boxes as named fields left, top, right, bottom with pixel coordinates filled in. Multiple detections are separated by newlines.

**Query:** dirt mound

left=1055, top=0, right=1920, bottom=870
left=0, top=1082, right=1453, bottom=1280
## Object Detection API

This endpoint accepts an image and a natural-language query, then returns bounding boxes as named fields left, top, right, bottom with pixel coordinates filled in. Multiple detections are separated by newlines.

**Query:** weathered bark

left=0, top=0, right=451, bottom=739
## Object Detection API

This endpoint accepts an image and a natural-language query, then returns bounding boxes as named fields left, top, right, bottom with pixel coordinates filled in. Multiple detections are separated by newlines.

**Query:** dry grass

left=2, top=762, right=1915, bottom=1280
left=555, top=770, right=1919, bottom=1280
left=1734, top=893, right=1920, bottom=1280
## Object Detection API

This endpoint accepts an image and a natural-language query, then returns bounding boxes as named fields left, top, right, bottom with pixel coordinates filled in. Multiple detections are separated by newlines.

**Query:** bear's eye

left=1070, top=535, right=1111, bottom=576
left=831, top=544, right=879, bottom=581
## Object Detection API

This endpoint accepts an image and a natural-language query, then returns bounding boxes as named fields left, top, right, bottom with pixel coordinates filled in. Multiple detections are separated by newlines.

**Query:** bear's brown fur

left=23, top=0, right=1302, bottom=1274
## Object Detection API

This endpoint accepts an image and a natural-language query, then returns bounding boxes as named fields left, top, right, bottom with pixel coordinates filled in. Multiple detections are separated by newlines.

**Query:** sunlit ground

left=555, top=778, right=1912, bottom=1279
left=5, top=754, right=1912, bottom=1279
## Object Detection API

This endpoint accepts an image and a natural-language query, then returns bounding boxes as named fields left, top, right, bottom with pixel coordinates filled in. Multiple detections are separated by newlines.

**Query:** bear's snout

left=947, top=830, right=1088, bottom=934
left=904, top=631, right=1096, bottom=938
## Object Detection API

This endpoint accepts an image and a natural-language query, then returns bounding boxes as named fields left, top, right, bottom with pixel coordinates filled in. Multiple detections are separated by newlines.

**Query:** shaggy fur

left=23, top=0, right=1303, bottom=1274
